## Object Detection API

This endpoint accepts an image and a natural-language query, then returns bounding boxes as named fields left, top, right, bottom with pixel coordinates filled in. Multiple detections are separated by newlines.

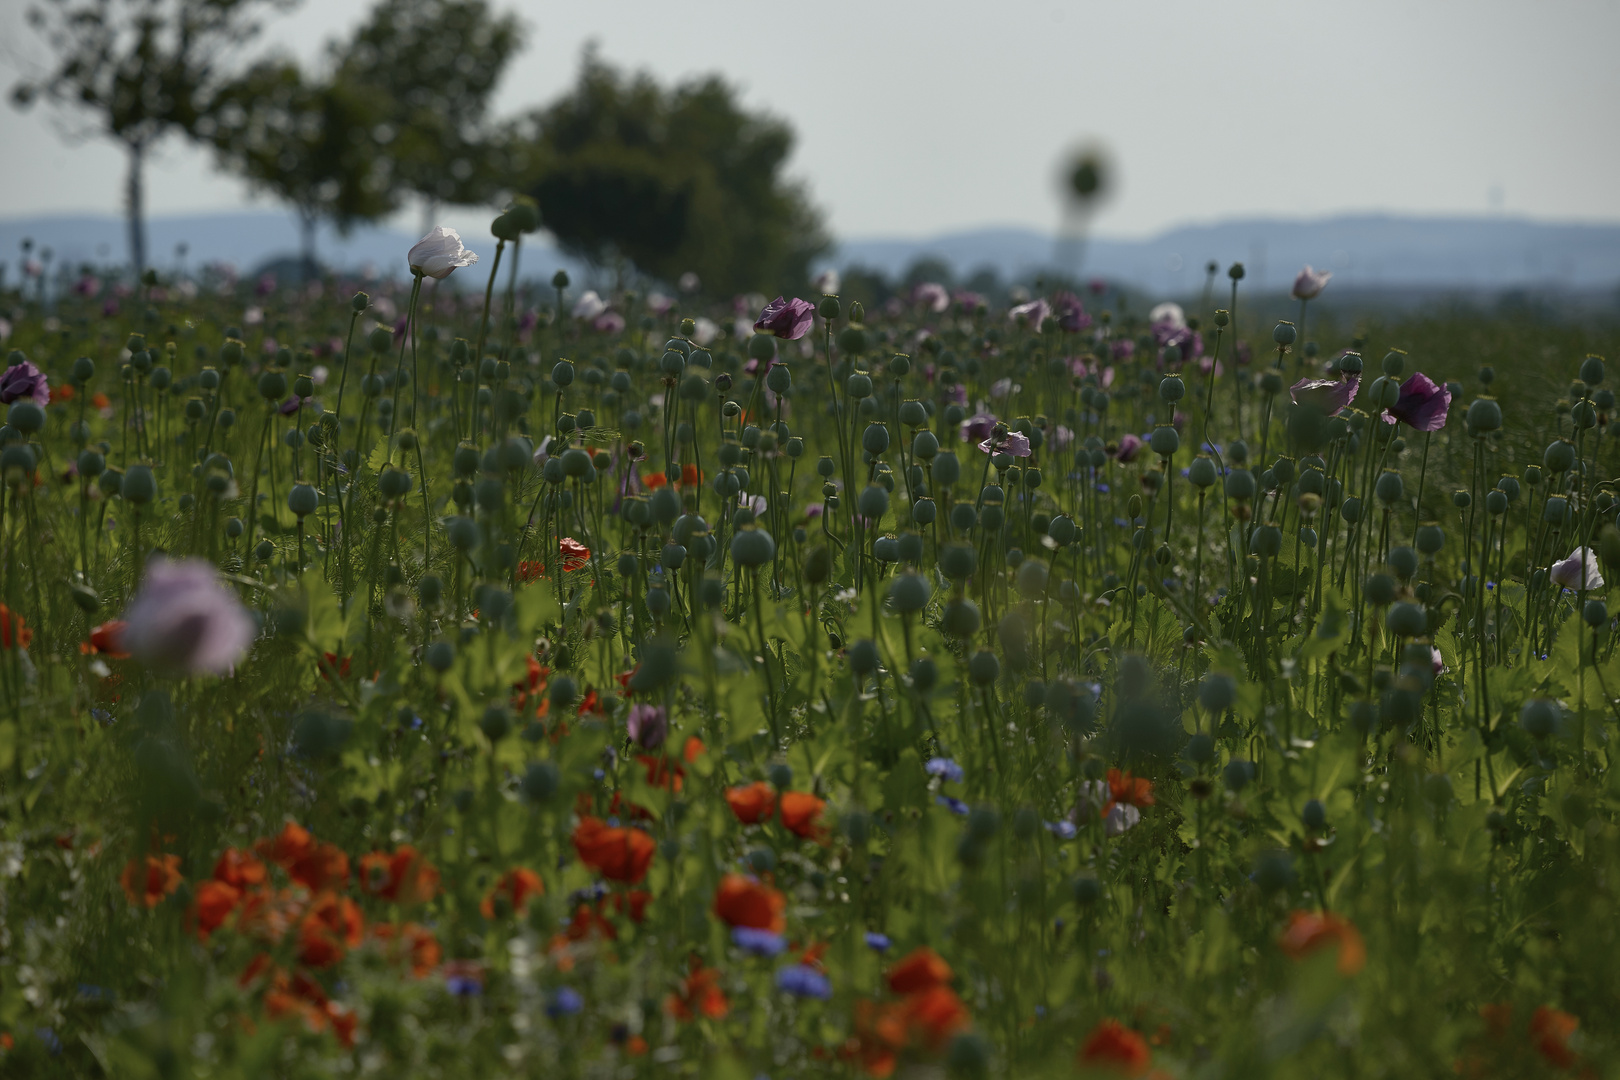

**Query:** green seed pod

left=1225, top=469, right=1256, bottom=500
left=1385, top=601, right=1427, bottom=637
left=1387, top=546, right=1419, bottom=580
left=76, top=449, right=105, bottom=477
left=1249, top=524, right=1281, bottom=557
left=1198, top=673, right=1236, bottom=713
left=426, top=640, right=455, bottom=672
left=911, top=497, right=937, bottom=526
left=287, top=483, right=318, bottom=518
left=1519, top=698, right=1558, bottom=738
left=447, top=516, right=480, bottom=552
left=1583, top=599, right=1607, bottom=627
left=967, top=650, right=1000, bottom=686
left=1047, top=514, right=1077, bottom=545
left=521, top=762, right=559, bottom=803
left=1374, top=470, right=1404, bottom=505
left=7, top=401, right=44, bottom=433
left=1149, top=426, right=1179, bottom=457
left=1015, top=558, right=1050, bottom=599
left=942, top=597, right=981, bottom=638
left=120, top=464, right=157, bottom=504
left=849, top=639, right=880, bottom=674
left=1364, top=573, right=1397, bottom=606
left=72, top=355, right=96, bottom=383
left=802, top=545, right=831, bottom=585
left=857, top=484, right=890, bottom=521
left=1158, top=375, right=1185, bottom=403
left=1465, top=397, right=1502, bottom=432
left=1414, top=523, right=1445, bottom=555
left=846, top=373, right=873, bottom=398
left=730, top=527, right=776, bottom=566
left=932, top=451, right=961, bottom=488
left=862, top=423, right=890, bottom=455
left=1188, top=456, right=1217, bottom=488
left=940, top=542, right=978, bottom=581
left=1273, top=321, right=1296, bottom=346
left=1544, top=439, right=1577, bottom=473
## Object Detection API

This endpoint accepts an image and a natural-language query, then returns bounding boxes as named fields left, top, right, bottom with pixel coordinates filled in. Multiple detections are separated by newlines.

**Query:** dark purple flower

left=1289, top=373, right=1360, bottom=414
left=754, top=296, right=815, bottom=340
left=1110, top=339, right=1135, bottom=362
left=1153, top=322, right=1203, bottom=368
left=627, top=703, right=668, bottom=749
left=979, top=431, right=1031, bottom=457
left=1055, top=293, right=1092, bottom=333
left=1111, top=433, right=1144, bottom=464
left=959, top=413, right=998, bottom=444
left=0, top=360, right=49, bottom=406
left=1383, top=371, right=1451, bottom=432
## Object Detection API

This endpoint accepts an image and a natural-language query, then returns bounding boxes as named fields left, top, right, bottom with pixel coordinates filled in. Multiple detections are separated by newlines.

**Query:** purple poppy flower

left=0, top=360, right=50, bottom=406
left=1153, top=322, right=1203, bottom=367
left=627, top=703, right=668, bottom=750
left=1292, top=265, right=1332, bottom=300
left=732, top=926, right=787, bottom=957
left=118, top=557, right=255, bottom=676
left=1550, top=547, right=1603, bottom=591
left=946, top=384, right=968, bottom=406
left=754, top=296, right=815, bottom=340
left=1289, top=374, right=1360, bottom=414
left=960, top=413, right=998, bottom=444
left=1110, top=339, right=1135, bottom=362
left=1382, top=371, right=1451, bottom=432
left=1111, top=433, right=1143, bottom=464
left=913, top=282, right=949, bottom=313
left=952, top=290, right=986, bottom=312
left=776, top=965, right=832, bottom=1000
left=1055, top=292, right=1092, bottom=332
left=593, top=310, right=626, bottom=334
left=1009, top=298, right=1051, bottom=330
left=979, top=431, right=1032, bottom=457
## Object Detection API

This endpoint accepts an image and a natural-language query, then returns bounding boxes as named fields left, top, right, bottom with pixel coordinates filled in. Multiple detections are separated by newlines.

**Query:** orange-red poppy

left=641, top=471, right=668, bottom=490
left=213, top=847, right=267, bottom=889
left=675, top=463, right=703, bottom=489
left=1079, top=1018, right=1152, bottom=1076
left=1278, top=910, right=1365, bottom=976
left=726, top=781, right=777, bottom=824
left=780, top=791, right=828, bottom=840
left=666, top=957, right=729, bottom=1021
left=900, top=985, right=970, bottom=1048
left=560, top=537, right=592, bottom=572
left=572, top=816, right=655, bottom=884
left=1106, top=768, right=1155, bottom=809
left=257, top=822, right=314, bottom=868
left=480, top=866, right=544, bottom=918
left=359, top=846, right=440, bottom=905
left=193, top=879, right=243, bottom=940
left=290, top=841, right=350, bottom=892
left=0, top=604, right=31, bottom=651
left=81, top=620, right=129, bottom=658
left=886, top=947, right=952, bottom=995
left=375, top=921, right=442, bottom=977
left=318, top=652, right=352, bottom=680
left=1530, top=1006, right=1579, bottom=1069
left=120, top=853, right=182, bottom=907
left=713, top=873, right=785, bottom=932
left=297, top=892, right=364, bottom=968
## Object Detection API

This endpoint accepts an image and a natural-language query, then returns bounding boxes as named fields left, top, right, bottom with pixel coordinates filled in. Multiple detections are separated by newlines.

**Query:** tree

left=520, top=51, right=827, bottom=297
left=204, top=61, right=397, bottom=279
left=10, top=0, right=296, bottom=276
left=335, top=0, right=525, bottom=226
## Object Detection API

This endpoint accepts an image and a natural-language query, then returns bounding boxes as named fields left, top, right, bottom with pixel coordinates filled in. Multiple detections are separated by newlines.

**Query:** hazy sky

left=2, top=0, right=1617, bottom=241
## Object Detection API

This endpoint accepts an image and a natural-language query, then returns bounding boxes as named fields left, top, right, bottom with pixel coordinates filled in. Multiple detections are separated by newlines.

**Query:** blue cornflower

left=864, top=932, right=892, bottom=952
left=446, top=974, right=483, bottom=997
left=1046, top=820, right=1077, bottom=840
left=547, top=987, right=584, bottom=1017
left=924, top=757, right=964, bottom=783
left=732, top=926, right=787, bottom=957
left=935, top=795, right=970, bottom=816
left=776, top=965, right=833, bottom=1000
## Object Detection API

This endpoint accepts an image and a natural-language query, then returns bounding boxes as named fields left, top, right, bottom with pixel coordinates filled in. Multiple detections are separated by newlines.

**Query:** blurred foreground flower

left=118, top=558, right=254, bottom=676
left=1289, top=373, right=1360, bottom=414
left=408, top=226, right=479, bottom=279
left=1278, top=910, right=1365, bottom=975
left=1292, top=265, right=1332, bottom=300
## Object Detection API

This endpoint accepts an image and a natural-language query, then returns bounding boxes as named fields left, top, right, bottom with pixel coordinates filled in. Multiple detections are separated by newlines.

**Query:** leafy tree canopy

left=520, top=50, right=827, bottom=297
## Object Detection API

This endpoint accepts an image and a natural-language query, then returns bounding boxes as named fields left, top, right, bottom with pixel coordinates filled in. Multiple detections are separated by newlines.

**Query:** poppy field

left=1, top=229, right=1618, bottom=1079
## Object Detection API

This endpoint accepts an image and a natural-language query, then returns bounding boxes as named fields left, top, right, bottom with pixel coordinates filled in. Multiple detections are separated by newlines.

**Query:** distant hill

left=2, top=210, right=1617, bottom=298
left=832, top=215, right=1620, bottom=294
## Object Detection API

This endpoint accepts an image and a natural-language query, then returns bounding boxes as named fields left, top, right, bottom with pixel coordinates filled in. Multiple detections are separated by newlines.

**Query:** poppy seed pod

left=1187, top=456, right=1217, bottom=488
left=898, top=399, right=927, bottom=427
left=1273, top=321, right=1297, bottom=346
left=942, top=597, right=981, bottom=638
left=803, top=545, right=832, bottom=584
left=1583, top=599, right=1607, bottom=627
left=1485, top=490, right=1508, bottom=515
left=911, top=497, right=937, bottom=525
left=1519, top=698, right=1558, bottom=738
left=912, top=429, right=940, bottom=461
left=932, top=451, right=961, bottom=487
left=1149, top=426, right=1179, bottom=457
left=1048, top=514, right=1077, bottom=545
left=1544, top=440, right=1577, bottom=473
left=1385, top=602, right=1427, bottom=637
left=1249, top=524, right=1282, bottom=557
left=287, top=484, right=318, bottom=518
left=848, top=639, right=880, bottom=675
left=1224, top=469, right=1257, bottom=500
left=1015, top=558, right=1050, bottom=599
left=862, top=423, right=890, bottom=455
left=121, top=464, right=157, bottom=504
left=730, top=528, right=776, bottom=566
left=857, top=485, right=890, bottom=521
left=967, top=650, right=1000, bottom=685
left=889, top=573, right=931, bottom=613
left=873, top=536, right=900, bottom=563
left=1465, top=397, right=1502, bottom=432
left=847, top=373, right=873, bottom=398
left=1375, top=470, right=1404, bottom=505
left=1381, top=349, right=1406, bottom=376
left=1387, top=546, right=1419, bottom=580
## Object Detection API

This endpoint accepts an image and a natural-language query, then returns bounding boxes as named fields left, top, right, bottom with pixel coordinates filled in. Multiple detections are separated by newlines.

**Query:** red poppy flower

left=667, top=958, right=729, bottom=1021
left=726, top=782, right=777, bottom=824
left=81, top=620, right=129, bottom=658
left=213, top=847, right=267, bottom=889
left=573, top=816, right=655, bottom=884
left=359, top=846, right=440, bottom=904
left=1530, top=1006, right=1579, bottom=1068
left=297, top=892, right=364, bottom=968
left=318, top=652, right=352, bottom=680
left=1278, top=910, right=1365, bottom=975
left=193, top=880, right=243, bottom=940
left=780, top=791, right=828, bottom=839
left=642, top=471, right=667, bottom=490
left=1079, top=1018, right=1152, bottom=1075
left=886, top=946, right=953, bottom=995
left=1106, top=768, right=1155, bottom=808
left=901, top=985, right=970, bottom=1048
left=713, top=873, right=785, bottom=932
left=0, top=604, right=31, bottom=650
left=675, top=464, right=703, bottom=489
left=120, top=854, right=182, bottom=907
left=560, top=537, right=592, bottom=571
left=480, top=866, right=544, bottom=918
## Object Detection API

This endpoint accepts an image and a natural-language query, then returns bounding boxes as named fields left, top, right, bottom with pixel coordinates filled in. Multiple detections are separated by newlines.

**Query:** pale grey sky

left=2, top=0, right=1617, bottom=241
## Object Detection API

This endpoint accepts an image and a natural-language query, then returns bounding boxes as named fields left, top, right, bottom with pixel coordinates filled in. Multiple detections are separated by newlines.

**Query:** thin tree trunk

left=126, top=141, right=147, bottom=279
